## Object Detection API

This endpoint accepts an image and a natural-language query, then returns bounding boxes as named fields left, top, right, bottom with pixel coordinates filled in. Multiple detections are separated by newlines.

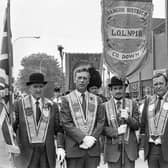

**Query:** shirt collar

left=31, top=95, right=42, bottom=104
left=113, top=97, right=123, bottom=104
left=75, top=89, right=88, bottom=97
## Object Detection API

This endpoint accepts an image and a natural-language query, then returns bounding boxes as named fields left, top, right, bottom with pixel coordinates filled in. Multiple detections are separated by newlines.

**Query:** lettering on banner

left=109, top=27, right=144, bottom=40
left=106, top=6, right=148, bottom=18
left=107, top=46, right=147, bottom=61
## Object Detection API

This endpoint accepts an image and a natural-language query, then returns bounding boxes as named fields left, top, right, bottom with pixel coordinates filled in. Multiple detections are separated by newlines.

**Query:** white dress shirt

left=75, top=90, right=88, bottom=105
left=31, top=96, right=42, bottom=120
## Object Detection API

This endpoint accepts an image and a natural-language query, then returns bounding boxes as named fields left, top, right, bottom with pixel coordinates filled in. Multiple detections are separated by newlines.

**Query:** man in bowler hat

left=13, top=72, right=65, bottom=168
left=102, top=76, right=139, bottom=168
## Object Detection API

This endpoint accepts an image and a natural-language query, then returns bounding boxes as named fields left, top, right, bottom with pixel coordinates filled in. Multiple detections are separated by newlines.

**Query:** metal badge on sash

left=42, top=107, right=49, bottom=118
left=163, top=103, right=168, bottom=110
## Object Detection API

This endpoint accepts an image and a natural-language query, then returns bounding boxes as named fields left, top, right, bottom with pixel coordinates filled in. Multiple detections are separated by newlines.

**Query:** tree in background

left=15, top=53, right=64, bottom=98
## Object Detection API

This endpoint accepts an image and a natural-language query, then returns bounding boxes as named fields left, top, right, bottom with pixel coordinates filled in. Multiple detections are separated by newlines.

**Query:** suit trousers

left=107, top=152, right=135, bottom=168
left=148, top=143, right=168, bottom=168
left=66, top=154, right=100, bottom=168
left=28, top=145, right=50, bottom=168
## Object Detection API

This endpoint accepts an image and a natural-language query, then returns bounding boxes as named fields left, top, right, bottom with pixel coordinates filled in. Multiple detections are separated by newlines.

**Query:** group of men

left=2, top=64, right=168, bottom=168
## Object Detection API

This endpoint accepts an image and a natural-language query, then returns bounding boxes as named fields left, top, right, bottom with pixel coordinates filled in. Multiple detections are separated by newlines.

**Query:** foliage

left=15, top=53, right=64, bottom=98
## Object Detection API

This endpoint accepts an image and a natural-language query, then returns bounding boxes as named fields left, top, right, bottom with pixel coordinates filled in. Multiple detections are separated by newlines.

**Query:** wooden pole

left=139, top=72, right=142, bottom=99
left=121, top=77, right=126, bottom=168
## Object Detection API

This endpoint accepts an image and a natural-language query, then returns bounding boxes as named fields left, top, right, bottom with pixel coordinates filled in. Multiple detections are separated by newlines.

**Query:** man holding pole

left=103, top=76, right=139, bottom=168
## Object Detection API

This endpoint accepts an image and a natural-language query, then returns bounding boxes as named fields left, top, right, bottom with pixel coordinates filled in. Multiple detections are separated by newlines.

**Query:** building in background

left=128, top=18, right=166, bottom=99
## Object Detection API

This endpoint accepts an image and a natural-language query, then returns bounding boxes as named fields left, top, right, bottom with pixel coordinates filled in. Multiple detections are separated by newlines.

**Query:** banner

left=101, top=0, right=153, bottom=78
left=65, top=53, right=102, bottom=90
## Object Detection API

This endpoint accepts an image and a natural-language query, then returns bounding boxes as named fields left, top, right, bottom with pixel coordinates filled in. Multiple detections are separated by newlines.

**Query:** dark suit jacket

left=13, top=96, right=64, bottom=168
left=103, top=99, right=139, bottom=163
left=60, top=92, right=105, bottom=158
left=139, top=95, right=168, bottom=162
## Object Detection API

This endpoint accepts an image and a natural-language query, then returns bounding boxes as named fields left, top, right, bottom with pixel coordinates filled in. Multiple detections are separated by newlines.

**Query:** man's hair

left=153, top=73, right=168, bottom=84
left=73, top=65, right=90, bottom=79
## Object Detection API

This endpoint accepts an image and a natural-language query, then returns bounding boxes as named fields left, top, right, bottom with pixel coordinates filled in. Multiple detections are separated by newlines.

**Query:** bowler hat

left=108, top=76, right=129, bottom=88
left=26, top=73, right=47, bottom=85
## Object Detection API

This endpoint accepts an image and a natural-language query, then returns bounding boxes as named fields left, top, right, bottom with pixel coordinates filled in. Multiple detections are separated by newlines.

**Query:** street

left=99, top=159, right=148, bottom=168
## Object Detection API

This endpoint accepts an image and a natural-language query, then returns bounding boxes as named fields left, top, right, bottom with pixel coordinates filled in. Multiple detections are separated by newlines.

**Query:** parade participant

left=52, top=87, right=62, bottom=110
left=139, top=73, right=168, bottom=168
left=13, top=72, right=65, bottom=168
left=87, top=67, right=107, bottom=103
left=0, top=83, right=19, bottom=168
left=103, top=76, right=139, bottom=168
left=60, top=64, right=105, bottom=168
left=52, top=87, right=61, bottom=103
left=87, top=66, right=107, bottom=167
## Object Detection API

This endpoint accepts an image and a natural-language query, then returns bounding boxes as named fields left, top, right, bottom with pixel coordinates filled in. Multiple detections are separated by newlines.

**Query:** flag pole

left=7, top=0, right=13, bottom=124
left=121, top=76, right=126, bottom=168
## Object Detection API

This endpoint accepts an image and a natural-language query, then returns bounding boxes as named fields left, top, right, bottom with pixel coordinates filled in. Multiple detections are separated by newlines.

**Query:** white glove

left=79, top=142, right=89, bottom=149
left=139, top=149, right=144, bottom=160
left=57, top=148, right=66, bottom=163
left=118, top=124, right=127, bottom=135
left=120, top=109, right=129, bottom=120
left=82, top=136, right=96, bottom=148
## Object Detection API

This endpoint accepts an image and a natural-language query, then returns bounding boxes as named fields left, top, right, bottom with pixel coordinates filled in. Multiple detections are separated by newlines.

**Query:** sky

left=0, top=0, right=166, bottom=78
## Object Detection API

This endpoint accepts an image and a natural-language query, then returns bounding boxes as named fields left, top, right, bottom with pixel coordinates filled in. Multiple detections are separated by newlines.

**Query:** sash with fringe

left=22, top=96, right=51, bottom=144
left=148, top=93, right=168, bottom=136
left=105, top=98, right=132, bottom=144
left=67, top=91, right=97, bottom=135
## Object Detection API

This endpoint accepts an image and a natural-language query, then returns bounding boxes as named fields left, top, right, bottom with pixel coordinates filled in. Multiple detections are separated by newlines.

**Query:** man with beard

left=13, top=72, right=65, bottom=168
left=60, top=64, right=105, bottom=168
left=139, top=73, right=168, bottom=168
left=103, top=76, right=139, bottom=168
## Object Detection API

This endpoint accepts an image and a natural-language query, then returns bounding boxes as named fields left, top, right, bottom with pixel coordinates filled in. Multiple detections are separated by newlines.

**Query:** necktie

left=155, top=96, right=162, bottom=115
left=81, top=93, right=86, bottom=119
left=36, top=99, right=41, bottom=124
left=116, top=100, right=121, bottom=110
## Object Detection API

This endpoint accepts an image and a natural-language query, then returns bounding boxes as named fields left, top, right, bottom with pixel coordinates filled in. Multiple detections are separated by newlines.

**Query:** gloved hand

left=139, top=149, right=144, bottom=160
left=79, top=141, right=89, bottom=149
left=57, top=148, right=66, bottom=163
left=120, top=109, right=129, bottom=120
left=118, top=124, right=127, bottom=135
left=82, top=136, right=96, bottom=148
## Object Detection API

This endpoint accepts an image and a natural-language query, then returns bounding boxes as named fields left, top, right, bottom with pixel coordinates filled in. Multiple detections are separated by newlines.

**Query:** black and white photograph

left=0, top=0, right=167, bottom=168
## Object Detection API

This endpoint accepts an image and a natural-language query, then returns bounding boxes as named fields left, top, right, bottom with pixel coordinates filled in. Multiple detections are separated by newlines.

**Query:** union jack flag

left=0, top=0, right=19, bottom=154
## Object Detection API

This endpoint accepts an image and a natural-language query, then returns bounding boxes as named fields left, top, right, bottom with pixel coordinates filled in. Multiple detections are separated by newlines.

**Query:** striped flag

left=0, top=0, right=19, bottom=154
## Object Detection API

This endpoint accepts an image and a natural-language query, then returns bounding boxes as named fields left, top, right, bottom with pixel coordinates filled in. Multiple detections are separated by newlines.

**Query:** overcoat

left=13, top=95, right=64, bottom=168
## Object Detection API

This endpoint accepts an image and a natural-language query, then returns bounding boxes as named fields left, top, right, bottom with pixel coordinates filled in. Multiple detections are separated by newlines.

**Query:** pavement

left=99, top=159, right=148, bottom=168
